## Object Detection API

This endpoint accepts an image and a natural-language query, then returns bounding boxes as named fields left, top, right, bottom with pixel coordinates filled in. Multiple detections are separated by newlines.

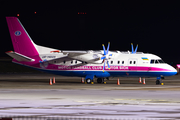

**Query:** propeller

left=131, top=43, right=138, bottom=54
left=100, top=42, right=112, bottom=72
left=39, top=59, right=48, bottom=68
left=39, top=59, right=47, bottom=63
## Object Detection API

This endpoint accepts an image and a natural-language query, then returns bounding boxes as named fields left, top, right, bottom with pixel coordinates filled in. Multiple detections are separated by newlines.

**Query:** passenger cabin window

left=71, top=61, right=73, bottom=64
left=134, top=61, right=136, bottom=64
left=122, top=61, right=124, bottom=64
left=117, top=61, right=120, bottom=64
left=75, top=61, right=77, bottom=64
left=130, top=61, right=132, bottom=64
left=111, top=61, right=113, bottom=64
left=63, top=61, right=66, bottom=64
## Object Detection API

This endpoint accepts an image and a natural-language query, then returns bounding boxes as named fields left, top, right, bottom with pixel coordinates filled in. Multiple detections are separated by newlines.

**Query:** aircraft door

left=128, top=59, right=137, bottom=71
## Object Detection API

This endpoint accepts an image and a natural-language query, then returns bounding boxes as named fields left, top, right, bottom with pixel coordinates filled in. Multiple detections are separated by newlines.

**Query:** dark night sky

left=1, top=1, right=180, bottom=64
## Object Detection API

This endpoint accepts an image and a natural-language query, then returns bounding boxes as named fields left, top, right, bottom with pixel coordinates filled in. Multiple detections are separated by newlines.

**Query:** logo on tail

left=14, top=31, right=21, bottom=36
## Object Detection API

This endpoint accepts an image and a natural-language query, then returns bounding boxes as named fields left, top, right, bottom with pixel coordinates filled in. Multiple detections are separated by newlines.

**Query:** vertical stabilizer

left=6, top=17, right=39, bottom=57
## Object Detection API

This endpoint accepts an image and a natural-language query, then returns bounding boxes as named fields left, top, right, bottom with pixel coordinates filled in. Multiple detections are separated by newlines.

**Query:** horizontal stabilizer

left=6, top=51, right=35, bottom=62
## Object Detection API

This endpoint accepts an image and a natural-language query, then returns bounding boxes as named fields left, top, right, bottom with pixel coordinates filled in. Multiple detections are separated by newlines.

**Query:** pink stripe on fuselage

left=24, top=64, right=172, bottom=72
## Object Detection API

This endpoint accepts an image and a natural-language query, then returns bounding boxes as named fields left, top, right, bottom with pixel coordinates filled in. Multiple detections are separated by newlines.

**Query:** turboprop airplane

left=6, top=17, right=177, bottom=84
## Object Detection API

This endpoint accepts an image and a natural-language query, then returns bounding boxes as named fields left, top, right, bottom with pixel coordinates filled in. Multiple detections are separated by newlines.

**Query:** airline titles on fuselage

left=57, top=65, right=128, bottom=70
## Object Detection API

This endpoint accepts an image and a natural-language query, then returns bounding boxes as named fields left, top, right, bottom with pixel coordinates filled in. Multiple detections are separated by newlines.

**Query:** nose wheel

left=86, top=79, right=92, bottom=84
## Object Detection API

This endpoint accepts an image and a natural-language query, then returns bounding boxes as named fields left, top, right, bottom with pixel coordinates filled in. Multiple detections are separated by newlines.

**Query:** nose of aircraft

left=169, top=65, right=177, bottom=75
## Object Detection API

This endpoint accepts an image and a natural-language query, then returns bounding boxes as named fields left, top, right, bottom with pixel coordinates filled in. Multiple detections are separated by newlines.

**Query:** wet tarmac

left=0, top=73, right=180, bottom=119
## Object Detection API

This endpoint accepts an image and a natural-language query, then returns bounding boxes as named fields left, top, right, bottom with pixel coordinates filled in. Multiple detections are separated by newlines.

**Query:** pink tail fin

left=6, top=17, right=39, bottom=57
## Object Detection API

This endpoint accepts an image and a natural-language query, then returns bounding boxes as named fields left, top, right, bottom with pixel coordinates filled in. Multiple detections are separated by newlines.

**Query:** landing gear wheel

left=97, top=78, right=104, bottom=84
left=97, top=78, right=102, bottom=83
left=156, top=79, right=162, bottom=85
left=86, top=79, right=91, bottom=84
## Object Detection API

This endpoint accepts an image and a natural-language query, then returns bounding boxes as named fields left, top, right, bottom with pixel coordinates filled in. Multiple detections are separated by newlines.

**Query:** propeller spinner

left=100, top=42, right=112, bottom=72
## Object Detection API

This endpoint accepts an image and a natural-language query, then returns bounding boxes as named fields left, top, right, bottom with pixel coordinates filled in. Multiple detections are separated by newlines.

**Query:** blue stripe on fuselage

left=37, top=69, right=177, bottom=77
left=13, top=62, right=176, bottom=77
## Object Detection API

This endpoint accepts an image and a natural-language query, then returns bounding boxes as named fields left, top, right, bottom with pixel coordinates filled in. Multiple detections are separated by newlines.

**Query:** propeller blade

left=101, top=56, right=106, bottom=60
left=103, top=62, right=105, bottom=72
left=106, top=42, right=110, bottom=54
left=40, top=59, right=47, bottom=63
left=131, top=43, right=134, bottom=53
left=107, top=61, right=110, bottom=69
left=102, top=44, right=106, bottom=55
left=134, top=44, right=138, bottom=53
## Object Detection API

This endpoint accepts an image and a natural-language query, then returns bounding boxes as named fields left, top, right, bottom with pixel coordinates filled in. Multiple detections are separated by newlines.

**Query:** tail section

left=6, top=17, right=39, bottom=57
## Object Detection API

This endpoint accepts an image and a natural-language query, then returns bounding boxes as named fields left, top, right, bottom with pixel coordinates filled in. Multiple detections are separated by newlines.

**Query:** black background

left=1, top=1, right=180, bottom=64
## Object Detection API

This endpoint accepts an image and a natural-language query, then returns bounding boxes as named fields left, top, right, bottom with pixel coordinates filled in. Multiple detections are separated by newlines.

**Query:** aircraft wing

left=6, top=51, right=35, bottom=62
left=46, top=56, right=74, bottom=63
left=60, top=50, right=103, bottom=64
left=60, top=50, right=88, bottom=55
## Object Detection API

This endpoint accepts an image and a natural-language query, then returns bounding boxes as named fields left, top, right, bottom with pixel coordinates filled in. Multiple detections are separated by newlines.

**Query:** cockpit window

left=150, top=59, right=165, bottom=64
left=150, top=60, right=155, bottom=64
left=158, top=59, right=165, bottom=63
left=155, top=60, right=159, bottom=64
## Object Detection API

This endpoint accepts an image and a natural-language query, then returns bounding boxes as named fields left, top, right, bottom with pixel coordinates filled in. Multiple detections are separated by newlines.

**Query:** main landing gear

left=97, top=78, right=105, bottom=83
left=156, top=77, right=162, bottom=85
left=85, top=77, right=106, bottom=84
